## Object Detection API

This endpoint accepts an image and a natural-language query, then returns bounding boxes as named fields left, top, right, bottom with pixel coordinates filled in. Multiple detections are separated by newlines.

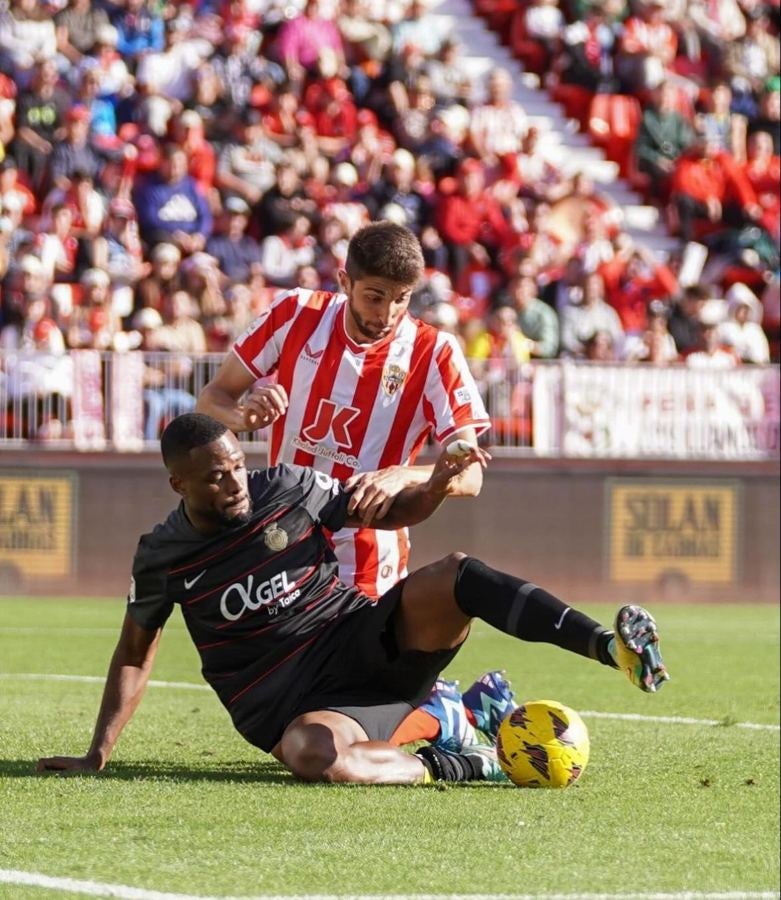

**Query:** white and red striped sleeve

left=424, top=330, right=490, bottom=444
left=232, top=289, right=308, bottom=380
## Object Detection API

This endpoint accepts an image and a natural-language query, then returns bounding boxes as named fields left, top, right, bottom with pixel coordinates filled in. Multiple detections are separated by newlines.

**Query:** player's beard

left=219, top=508, right=252, bottom=529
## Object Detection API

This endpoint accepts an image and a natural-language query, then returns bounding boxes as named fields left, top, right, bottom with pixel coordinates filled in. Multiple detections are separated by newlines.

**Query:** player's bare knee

left=280, top=722, right=339, bottom=782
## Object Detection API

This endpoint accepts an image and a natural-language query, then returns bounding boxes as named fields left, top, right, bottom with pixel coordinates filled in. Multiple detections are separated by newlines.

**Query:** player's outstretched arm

left=343, top=428, right=485, bottom=525
left=37, top=613, right=162, bottom=773
left=344, top=442, right=491, bottom=530
left=197, top=355, right=288, bottom=433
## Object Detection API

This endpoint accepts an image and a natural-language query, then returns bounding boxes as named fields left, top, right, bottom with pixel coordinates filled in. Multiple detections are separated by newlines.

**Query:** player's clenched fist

left=242, top=384, right=289, bottom=430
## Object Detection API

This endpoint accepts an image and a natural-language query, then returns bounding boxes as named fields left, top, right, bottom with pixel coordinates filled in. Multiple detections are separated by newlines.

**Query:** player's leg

left=396, top=553, right=669, bottom=692
left=277, top=709, right=503, bottom=784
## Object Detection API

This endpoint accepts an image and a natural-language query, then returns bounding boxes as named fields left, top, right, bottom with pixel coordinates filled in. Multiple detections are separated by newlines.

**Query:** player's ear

left=169, top=474, right=185, bottom=498
left=336, top=269, right=350, bottom=293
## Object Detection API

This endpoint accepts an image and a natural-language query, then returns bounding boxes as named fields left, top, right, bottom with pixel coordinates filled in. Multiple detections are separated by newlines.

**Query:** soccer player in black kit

left=38, top=414, right=669, bottom=785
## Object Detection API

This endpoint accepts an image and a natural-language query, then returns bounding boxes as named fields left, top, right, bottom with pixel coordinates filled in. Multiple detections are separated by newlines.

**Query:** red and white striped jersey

left=233, top=288, right=490, bottom=598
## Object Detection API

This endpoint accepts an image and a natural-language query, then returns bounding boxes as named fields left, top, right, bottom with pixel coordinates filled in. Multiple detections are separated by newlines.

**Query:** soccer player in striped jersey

left=198, top=221, right=514, bottom=749
left=37, top=415, right=668, bottom=784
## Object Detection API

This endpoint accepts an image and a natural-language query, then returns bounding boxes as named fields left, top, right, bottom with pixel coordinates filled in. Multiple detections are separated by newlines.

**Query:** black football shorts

left=239, top=579, right=462, bottom=751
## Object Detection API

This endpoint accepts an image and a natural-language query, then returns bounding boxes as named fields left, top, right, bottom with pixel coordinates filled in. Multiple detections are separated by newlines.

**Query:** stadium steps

left=427, top=0, right=681, bottom=259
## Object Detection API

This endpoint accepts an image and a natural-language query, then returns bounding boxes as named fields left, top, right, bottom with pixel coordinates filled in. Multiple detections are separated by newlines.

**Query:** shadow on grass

left=1, top=758, right=513, bottom=789
left=0, top=758, right=295, bottom=785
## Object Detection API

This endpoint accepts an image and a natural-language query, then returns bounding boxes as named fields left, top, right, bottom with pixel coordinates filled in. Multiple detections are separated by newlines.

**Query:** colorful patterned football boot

left=462, top=670, right=518, bottom=738
left=611, top=605, right=670, bottom=693
left=418, top=677, right=477, bottom=752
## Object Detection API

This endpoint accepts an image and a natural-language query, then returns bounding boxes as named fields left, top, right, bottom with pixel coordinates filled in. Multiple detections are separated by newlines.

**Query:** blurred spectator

left=670, top=133, right=761, bottom=243
left=207, top=196, right=262, bottom=284
left=717, top=282, right=770, bottom=364
left=616, top=0, right=677, bottom=92
left=0, top=0, right=57, bottom=80
left=623, top=300, right=680, bottom=364
left=436, top=157, right=510, bottom=282
left=92, top=197, right=146, bottom=319
left=156, top=290, right=207, bottom=354
left=260, top=212, right=316, bottom=287
left=133, top=145, right=212, bottom=252
left=55, top=0, right=111, bottom=70
left=217, top=109, right=282, bottom=207
left=136, top=17, right=209, bottom=104
left=364, top=148, right=429, bottom=233
left=426, top=39, right=470, bottom=107
left=133, top=306, right=197, bottom=442
left=134, top=242, right=182, bottom=317
left=49, top=104, right=105, bottom=190
left=392, top=74, right=437, bottom=153
left=686, top=310, right=740, bottom=368
left=67, top=267, right=120, bottom=350
left=11, top=60, right=69, bottom=192
left=599, top=237, right=678, bottom=334
left=560, top=271, right=624, bottom=357
left=543, top=257, right=585, bottom=315
left=583, top=329, right=617, bottom=362
left=112, top=0, right=164, bottom=62
left=557, top=5, right=618, bottom=94
left=276, top=0, right=346, bottom=86
left=743, top=130, right=780, bottom=242
left=668, top=284, right=714, bottom=355
left=258, top=160, right=318, bottom=236
left=634, top=82, right=695, bottom=194
left=469, top=68, right=528, bottom=164
left=747, top=84, right=780, bottom=154
left=696, top=83, right=744, bottom=156
left=170, top=111, right=217, bottom=195
left=508, top=274, right=560, bottom=358
left=392, top=0, right=447, bottom=56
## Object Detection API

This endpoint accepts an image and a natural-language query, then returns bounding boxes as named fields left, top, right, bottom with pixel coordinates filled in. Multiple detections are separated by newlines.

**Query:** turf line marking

left=0, top=873, right=777, bottom=900
left=0, top=673, right=210, bottom=692
left=1, top=673, right=778, bottom=732
left=580, top=709, right=780, bottom=732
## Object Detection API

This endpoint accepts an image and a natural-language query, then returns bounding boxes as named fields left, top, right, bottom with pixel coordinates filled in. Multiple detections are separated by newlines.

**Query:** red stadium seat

left=509, top=9, right=549, bottom=75
left=588, top=93, right=642, bottom=176
left=549, top=83, right=594, bottom=130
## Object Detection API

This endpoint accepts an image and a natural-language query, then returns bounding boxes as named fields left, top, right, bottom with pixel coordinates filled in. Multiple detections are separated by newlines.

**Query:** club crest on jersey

left=381, top=363, right=407, bottom=397
left=263, top=523, right=288, bottom=551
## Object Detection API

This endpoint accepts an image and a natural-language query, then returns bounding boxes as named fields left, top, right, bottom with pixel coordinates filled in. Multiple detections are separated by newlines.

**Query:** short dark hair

left=345, top=222, right=424, bottom=286
left=161, top=413, right=229, bottom=469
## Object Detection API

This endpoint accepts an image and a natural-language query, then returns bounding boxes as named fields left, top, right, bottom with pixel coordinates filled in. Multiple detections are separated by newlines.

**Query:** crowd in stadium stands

left=0, top=0, right=779, bottom=437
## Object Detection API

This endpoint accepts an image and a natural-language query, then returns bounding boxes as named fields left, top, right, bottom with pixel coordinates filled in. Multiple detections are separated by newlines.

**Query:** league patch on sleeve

left=454, top=387, right=472, bottom=406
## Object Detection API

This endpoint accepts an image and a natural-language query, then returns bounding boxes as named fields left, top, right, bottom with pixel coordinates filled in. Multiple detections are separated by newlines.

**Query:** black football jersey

left=126, top=465, right=372, bottom=735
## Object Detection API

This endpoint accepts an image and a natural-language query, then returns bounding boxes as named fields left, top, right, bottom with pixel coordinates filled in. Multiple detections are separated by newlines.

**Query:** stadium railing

left=0, top=350, right=778, bottom=460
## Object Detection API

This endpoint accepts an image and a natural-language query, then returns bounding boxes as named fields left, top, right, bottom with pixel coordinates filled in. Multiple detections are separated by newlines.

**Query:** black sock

left=415, top=745, right=487, bottom=782
left=454, top=557, right=616, bottom=666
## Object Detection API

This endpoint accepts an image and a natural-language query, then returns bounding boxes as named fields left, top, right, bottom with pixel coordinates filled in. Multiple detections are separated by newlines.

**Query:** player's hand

left=242, top=384, right=289, bottom=430
left=345, top=465, right=414, bottom=526
left=428, top=441, right=491, bottom=495
left=36, top=752, right=104, bottom=774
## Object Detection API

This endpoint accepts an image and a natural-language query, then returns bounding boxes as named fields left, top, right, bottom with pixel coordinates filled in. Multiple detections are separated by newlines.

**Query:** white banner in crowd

left=560, top=363, right=780, bottom=459
left=71, top=350, right=107, bottom=451
left=111, top=352, right=145, bottom=452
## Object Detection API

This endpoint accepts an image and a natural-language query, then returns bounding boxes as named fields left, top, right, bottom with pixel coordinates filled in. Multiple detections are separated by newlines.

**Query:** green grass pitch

left=0, top=597, right=779, bottom=899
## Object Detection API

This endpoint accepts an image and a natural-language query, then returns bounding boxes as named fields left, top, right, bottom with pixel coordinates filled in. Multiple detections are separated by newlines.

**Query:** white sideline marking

left=580, top=709, right=780, bottom=732
left=0, top=673, right=210, bottom=692
left=0, top=872, right=778, bottom=900
left=1, top=673, right=779, bottom=732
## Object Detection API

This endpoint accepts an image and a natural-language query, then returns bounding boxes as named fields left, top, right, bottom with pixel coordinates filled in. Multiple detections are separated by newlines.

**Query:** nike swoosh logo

left=553, top=608, right=570, bottom=630
left=184, top=570, right=207, bottom=590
